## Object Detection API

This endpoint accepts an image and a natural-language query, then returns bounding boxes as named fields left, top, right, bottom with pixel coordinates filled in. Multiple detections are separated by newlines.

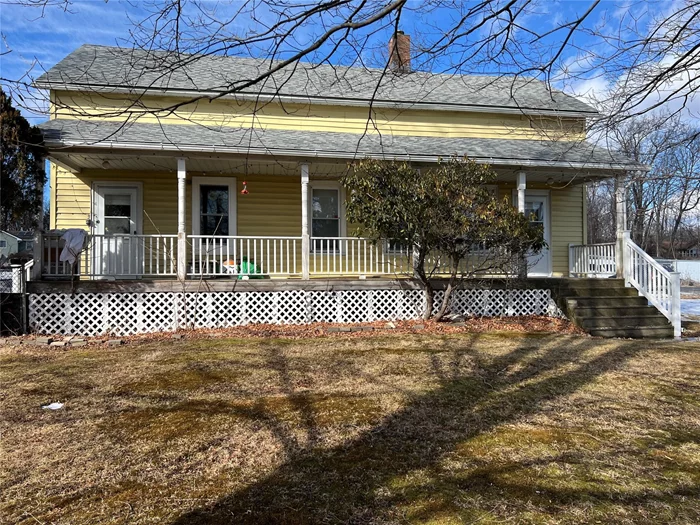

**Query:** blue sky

left=1, top=0, right=685, bottom=124
left=0, top=0, right=694, bottom=207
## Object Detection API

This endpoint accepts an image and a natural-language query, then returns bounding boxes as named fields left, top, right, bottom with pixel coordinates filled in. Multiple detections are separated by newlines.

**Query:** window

left=311, top=186, right=342, bottom=251
left=385, top=239, right=411, bottom=254
left=0, top=240, right=6, bottom=248
left=192, top=177, right=237, bottom=236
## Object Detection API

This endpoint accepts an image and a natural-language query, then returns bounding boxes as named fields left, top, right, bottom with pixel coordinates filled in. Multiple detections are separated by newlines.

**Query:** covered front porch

left=37, top=152, right=595, bottom=281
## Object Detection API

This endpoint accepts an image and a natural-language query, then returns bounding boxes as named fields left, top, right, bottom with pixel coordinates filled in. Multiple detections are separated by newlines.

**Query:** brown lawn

left=1, top=332, right=699, bottom=524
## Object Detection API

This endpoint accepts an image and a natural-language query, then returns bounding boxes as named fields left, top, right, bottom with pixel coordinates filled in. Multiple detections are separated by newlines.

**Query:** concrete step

left=588, top=326, right=674, bottom=339
left=566, top=296, right=647, bottom=308
left=556, top=278, right=626, bottom=289
left=571, top=305, right=657, bottom=317
left=579, top=316, right=671, bottom=329
left=560, top=287, right=640, bottom=298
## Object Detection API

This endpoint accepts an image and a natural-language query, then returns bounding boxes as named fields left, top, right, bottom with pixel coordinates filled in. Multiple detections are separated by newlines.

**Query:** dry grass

left=1, top=332, right=698, bottom=524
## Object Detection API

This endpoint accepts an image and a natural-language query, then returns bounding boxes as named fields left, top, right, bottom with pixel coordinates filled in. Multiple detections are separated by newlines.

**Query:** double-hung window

left=311, top=185, right=343, bottom=252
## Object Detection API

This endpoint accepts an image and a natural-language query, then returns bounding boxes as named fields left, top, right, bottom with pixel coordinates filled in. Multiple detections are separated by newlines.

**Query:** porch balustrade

left=37, top=233, right=525, bottom=279
left=188, top=235, right=300, bottom=277
left=568, top=242, right=617, bottom=277
left=40, top=233, right=178, bottom=278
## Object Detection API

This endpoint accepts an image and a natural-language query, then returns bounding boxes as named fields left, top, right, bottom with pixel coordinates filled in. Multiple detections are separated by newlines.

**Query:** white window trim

left=92, top=182, right=143, bottom=236
left=192, top=176, right=237, bottom=236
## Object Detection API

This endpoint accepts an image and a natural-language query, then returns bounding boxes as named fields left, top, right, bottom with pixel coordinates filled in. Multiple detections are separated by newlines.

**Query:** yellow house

left=34, top=43, right=640, bottom=281
left=25, top=40, right=679, bottom=339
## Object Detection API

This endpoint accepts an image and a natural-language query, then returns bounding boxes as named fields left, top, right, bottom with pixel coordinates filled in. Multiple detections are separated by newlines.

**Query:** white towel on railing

left=60, top=229, right=86, bottom=264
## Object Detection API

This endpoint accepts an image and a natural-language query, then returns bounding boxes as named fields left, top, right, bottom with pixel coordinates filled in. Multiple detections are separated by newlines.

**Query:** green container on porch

left=238, top=257, right=265, bottom=279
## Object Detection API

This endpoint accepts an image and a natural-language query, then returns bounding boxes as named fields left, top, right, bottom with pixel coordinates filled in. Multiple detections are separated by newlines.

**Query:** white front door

left=523, top=192, right=551, bottom=276
left=93, top=184, right=142, bottom=278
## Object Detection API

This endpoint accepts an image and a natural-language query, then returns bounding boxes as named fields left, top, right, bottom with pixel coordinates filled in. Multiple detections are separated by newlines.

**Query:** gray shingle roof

left=36, top=44, right=597, bottom=116
left=39, top=119, right=642, bottom=171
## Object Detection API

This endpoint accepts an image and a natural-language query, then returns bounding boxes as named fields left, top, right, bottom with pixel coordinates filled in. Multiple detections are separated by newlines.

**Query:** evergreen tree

left=1, top=89, right=45, bottom=230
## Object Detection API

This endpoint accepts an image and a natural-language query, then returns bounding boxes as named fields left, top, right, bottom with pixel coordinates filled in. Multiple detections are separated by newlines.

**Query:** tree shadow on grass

left=171, top=335, right=649, bottom=524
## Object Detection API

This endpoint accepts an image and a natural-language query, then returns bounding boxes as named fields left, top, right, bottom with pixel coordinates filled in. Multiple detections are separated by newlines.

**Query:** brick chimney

left=389, top=31, right=411, bottom=73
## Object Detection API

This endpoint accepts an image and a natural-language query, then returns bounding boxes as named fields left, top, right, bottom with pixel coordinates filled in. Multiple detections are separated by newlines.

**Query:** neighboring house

left=659, top=240, right=700, bottom=260
left=0, top=231, right=34, bottom=259
left=27, top=38, right=679, bottom=338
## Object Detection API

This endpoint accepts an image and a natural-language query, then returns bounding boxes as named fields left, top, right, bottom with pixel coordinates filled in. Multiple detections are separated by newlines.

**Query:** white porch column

left=301, top=163, right=310, bottom=280
left=177, top=158, right=187, bottom=281
left=32, top=166, right=45, bottom=281
left=516, top=171, right=527, bottom=278
left=516, top=171, right=526, bottom=214
left=615, top=177, right=627, bottom=279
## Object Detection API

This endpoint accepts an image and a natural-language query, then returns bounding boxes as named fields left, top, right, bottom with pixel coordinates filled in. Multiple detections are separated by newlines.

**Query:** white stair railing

left=623, top=231, right=681, bottom=337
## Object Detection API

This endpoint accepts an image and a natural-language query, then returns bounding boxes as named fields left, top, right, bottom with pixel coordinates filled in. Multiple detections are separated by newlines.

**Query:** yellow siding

left=53, top=165, right=301, bottom=237
left=53, top=91, right=586, bottom=141
left=551, top=185, right=584, bottom=276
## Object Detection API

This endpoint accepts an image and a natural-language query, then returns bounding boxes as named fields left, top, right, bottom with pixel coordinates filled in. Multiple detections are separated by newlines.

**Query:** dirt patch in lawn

left=1, top=333, right=698, bottom=524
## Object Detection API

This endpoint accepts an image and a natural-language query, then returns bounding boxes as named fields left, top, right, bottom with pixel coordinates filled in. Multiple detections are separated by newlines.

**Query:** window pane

left=525, top=201, right=543, bottom=223
left=105, top=217, right=130, bottom=234
left=105, top=194, right=131, bottom=217
left=201, top=215, right=229, bottom=235
left=201, top=186, right=229, bottom=214
left=312, top=189, right=339, bottom=219
left=312, top=218, right=339, bottom=238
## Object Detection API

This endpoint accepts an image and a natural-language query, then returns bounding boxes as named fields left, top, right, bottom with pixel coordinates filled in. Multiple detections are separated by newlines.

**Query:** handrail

left=623, top=231, right=681, bottom=337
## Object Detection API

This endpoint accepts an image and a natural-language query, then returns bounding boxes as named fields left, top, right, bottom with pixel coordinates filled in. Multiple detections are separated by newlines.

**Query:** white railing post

left=568, top=243, right=574, bottom=276
left=670, top=271, right=682, bottom=338
left=615, top=179, right=627, bottom=278
left=301, top=163, right=310, bottom=280
left=32, top=232, right=43, bottom=280
left=177, top=158, right=187, bottom=281
left=622, top=230, right=631, bottom=285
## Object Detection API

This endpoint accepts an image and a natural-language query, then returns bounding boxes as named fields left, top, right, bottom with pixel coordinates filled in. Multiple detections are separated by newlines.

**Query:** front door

left=523, top=193, right=551, bottom=276
left=93, top=185, right=142, bottom=278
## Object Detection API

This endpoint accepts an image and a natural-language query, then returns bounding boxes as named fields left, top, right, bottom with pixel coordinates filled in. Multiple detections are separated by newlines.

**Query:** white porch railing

left=41, top=233, right=178, bottom=278
left=425, top=245, right=515, bottom=277
left=623, top=232, right=681, bottom=337
left=188, top=235, right=300, bottom=277
left=92, top=234, right=178, bottom=277
left=310, top=237, right=411, bottom=276
left=41, top=233, right=82, bottom=278
left=568, top=243, right=617, bottom=277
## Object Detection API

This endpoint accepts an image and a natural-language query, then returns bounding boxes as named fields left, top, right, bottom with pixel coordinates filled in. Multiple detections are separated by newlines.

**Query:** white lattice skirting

left=28, top=289, right=563, bottom=336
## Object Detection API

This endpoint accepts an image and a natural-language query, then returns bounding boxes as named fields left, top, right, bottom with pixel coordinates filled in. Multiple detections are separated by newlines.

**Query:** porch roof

left=39, top=118, right=645, bottom=173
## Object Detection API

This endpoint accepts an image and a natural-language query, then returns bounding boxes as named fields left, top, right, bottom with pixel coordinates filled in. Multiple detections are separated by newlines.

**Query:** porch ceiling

left=40, top=118, right=646, bottom=176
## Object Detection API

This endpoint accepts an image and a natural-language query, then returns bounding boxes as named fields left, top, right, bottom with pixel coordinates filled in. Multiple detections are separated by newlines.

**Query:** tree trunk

left=434, top=253, right=460, bottom=321
left=412, top=246, right=434, bottom=321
